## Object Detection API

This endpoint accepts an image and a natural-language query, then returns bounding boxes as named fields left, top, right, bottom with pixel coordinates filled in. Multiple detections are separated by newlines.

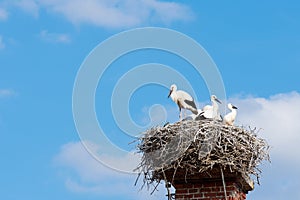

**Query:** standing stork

left=197, top=95, right=222, bottom=120
left=168, top=84, right=198, bottom=120
left=223, top=103, right=238, bottom=125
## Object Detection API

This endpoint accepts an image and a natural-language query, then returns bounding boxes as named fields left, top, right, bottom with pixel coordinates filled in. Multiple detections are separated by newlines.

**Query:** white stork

left=197, top=95, right=222, bottom=120
left=168, top=84, right=198, bottom=120
left=223, top=103, right=238, bottom=125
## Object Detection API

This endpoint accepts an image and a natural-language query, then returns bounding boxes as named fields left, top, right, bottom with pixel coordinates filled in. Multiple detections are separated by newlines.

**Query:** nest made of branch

left=136, top=119, right=270, bottom=187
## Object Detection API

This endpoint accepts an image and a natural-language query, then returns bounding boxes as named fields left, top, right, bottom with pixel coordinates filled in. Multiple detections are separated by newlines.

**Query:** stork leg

left=179, top=106, right=182, bottom=121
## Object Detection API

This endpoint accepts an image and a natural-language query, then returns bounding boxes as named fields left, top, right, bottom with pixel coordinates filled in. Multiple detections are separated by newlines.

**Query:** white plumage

left=168, top=84, right=198, bottom=120
left=223, top=103, right=238, bottom=125
left=198, top=95, right=222, bottom=120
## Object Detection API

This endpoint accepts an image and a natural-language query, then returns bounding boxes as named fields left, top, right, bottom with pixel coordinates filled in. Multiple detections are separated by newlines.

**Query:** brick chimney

left=166, top=167, right=254, bottom=200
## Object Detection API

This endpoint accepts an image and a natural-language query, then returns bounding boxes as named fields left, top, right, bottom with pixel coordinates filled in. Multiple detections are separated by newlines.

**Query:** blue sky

left=1, top=1, right=300, bottom=200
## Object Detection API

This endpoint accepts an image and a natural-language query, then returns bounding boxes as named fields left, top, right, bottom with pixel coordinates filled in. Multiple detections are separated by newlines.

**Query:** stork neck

left=231, top=109, right=237, bottom=116
left=170, top=91, right=177, bottom=102
left=212, top=101, right=219, bottom=118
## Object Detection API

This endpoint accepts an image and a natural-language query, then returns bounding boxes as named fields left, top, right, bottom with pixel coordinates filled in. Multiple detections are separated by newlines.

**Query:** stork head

left=228, top=103, right=238, bottom=110
left=168, top=84, right=177, bottom=98
left=211, top=95, right=222, bottom=104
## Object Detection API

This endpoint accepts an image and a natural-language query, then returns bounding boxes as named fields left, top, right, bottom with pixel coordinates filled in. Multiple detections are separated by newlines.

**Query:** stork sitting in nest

left=223, top=103, right=238, bottom=125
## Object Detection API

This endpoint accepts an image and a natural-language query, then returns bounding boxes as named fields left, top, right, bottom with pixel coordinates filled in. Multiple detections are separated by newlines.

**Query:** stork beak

left=232, top=105, right=238, bottom=109
left=216, top=98, right=222, bottom=104
left=167, top=90, right=172, bottom=98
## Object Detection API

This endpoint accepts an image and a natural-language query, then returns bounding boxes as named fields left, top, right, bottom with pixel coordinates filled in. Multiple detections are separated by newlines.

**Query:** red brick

left=200, top=187, right=212, bottom=192
left=203, top=182, right=216, bottom=187
left=176, top=189, right=188, bottom=194
left=241, top=192, right=246, bottom=199
left=216, top=191, right=226, bottom=196
left=226, top=186, right=236, bottom=191
left=175, top=194, right=184, bottom=198
left=189, top=189, right=199, bottom=193
left=211, top=187, right=220, bottom=192
left=192, top=183, right=203, bottom=188
left=204, top=192, right=219, bottom=197
left=173, top=178, right=249, bottom=200
left=193, top=193, right=204, bottom=198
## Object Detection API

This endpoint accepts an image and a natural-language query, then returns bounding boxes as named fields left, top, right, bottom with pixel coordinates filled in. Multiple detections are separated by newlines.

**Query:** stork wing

left=195, top=112, right=207, bottom=120
left=184, top=99, right=197, bottom=111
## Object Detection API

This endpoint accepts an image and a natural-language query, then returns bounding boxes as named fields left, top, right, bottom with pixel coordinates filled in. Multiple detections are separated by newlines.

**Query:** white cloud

left=37, top=0, right=193, bottom=28
left=228, top=92, right=300, bottom=164
left=14, top=0, right=39, bottom=17
left=39, top=30, right=71, bottom=43
left=54, top=141, right=127, bottom=184
left=2, top=0, right=193, bottom=28
left=0, top=89, right=15, bottom=97
left=0, top=35, right=5, bottom=49
left=54, top=141, right=166, bottom=199
left=143, top=0, right=193, bottom=24
left=0, top=8, right=8, bottom=21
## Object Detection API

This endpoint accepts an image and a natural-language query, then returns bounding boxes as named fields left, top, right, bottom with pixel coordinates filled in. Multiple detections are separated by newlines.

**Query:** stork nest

left=135, top=119, right=270, bottom=189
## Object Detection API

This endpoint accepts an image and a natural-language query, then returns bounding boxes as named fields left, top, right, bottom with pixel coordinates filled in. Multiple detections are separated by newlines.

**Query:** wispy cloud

left=14, top=0, right=39, bottom=18
left=39, top=30, right=71, bottom=43
left=54, top=141, right=166, bottom=199
left=5, top=0, right=193, bottom=28
left=229, top=91, right=300, bottom=164
left=1, top=0, right=193, bottom=28
left=143, top=0, right=193, bottom=24
left=0, top=35, right=5, bottom=49
left=0, top=89, right=15, bottom=97
left=0, top=8, right=8, bottom=21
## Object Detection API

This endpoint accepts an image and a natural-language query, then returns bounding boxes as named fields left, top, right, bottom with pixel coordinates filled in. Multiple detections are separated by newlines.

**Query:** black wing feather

left=184, top=99, right=197, bottom=109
